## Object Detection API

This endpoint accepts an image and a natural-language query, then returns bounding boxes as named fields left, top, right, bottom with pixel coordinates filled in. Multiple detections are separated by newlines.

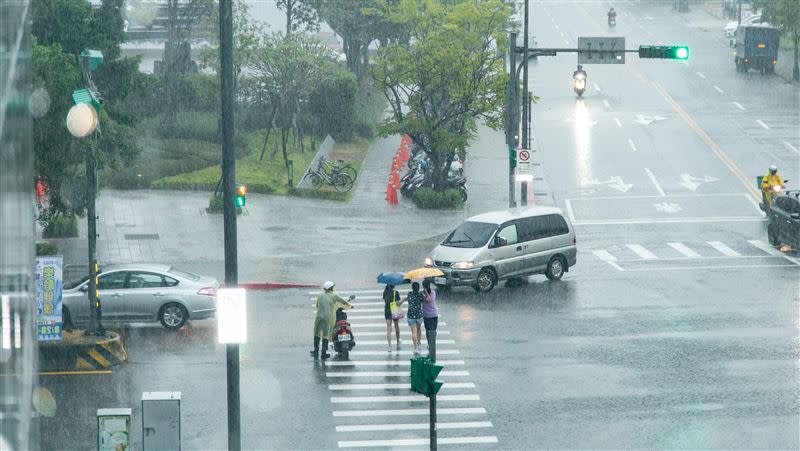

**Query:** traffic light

left=509, top=146, right=517, bottom=170
left=235, top=185, right=246, bottom=207
left=638, top=45, right=689, bottom=60
left=410, top=356, right=444, bottom=397
left=427, top=361, right=444, bottom=396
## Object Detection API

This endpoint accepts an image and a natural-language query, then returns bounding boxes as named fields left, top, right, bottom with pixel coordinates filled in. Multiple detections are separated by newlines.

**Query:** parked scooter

left=573, top=65, right=587, bottom=98
left=332, top=307, right=355, bottom=360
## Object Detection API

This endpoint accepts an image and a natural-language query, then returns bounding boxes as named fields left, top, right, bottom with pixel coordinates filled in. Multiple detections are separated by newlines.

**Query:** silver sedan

left=62, top=264, right=219, bottom=330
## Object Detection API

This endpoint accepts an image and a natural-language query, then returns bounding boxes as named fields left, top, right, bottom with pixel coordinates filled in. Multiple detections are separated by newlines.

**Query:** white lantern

left=65, top=103, right=99, bottom=138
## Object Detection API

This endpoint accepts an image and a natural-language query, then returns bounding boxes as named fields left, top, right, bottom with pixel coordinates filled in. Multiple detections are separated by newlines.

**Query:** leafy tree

left=253, top=33, right=334, bottom=184
left=31, top=0, right=93, bottom=56
left=277, top=0, right=319, bottom=36
left=372, top=0, right=510, bottom=190
left=88, top=0, right=126, bottom=60
left=313, top=0, right=380, bottom=79
left=308, top=64, right=358, bottom=141
left=758, top=0, right=800, bottom=80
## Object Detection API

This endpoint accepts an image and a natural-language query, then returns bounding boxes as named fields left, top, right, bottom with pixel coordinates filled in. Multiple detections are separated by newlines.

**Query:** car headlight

left=424, top=257, right=434, bottom=267
left=452, top=261, right=474, bottom=270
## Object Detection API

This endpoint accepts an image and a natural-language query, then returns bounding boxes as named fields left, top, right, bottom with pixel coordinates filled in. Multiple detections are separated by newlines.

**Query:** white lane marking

left=350, top=329, right=450, bottom=338
left=784, top=141, right=799, bottom=154
left=696, top=71, right=706, bottom=79
left=592, top=250, right=624, bottom=271
left=342, top=308, right=383, bottom=312
left=626, top=244, right=658, bottom=259
left=628, top=138, right=638, bottom=152
left=325, top=359, right=464, bottom=367
left=707, top=241, right=741, bottom=257
left=681, top=60, right=688, bottom=66
left=644, top=168, right=665, bottom=196
left=345, top=322, right=447, bottom=328
left=333, top=407, right=486, bottom=417
left=667, top=242, right=701, bottom=258
left=326, top=370, right=470, bottom=378
left=350, top=349, right=460, bottom=356
left=331, top=394, right=480, bottom=403
left=713, top=85, right=724, bottom=94
left=756, top=119, right=770, bottom=130
left=564, top=199, right=576, bottom=223
left=744, top=193, right=762, bottom=212
left=338, top=436, right=498, bottom=448
left=560, top=31, right=565, bottom=37
left=564, top=39, right=570, bottom=45
left=336, top=421, right=492, bottom=433
left=329, top=382, right=475, bottom=391
left=733, top=101, right=745, bottom=110
left=748, top=240, right=783, bottom=256
left=625, top=263, right=797, bottom=272
left=312, top=301, right=383, bottom=307
left=593, top=82, right=601, bottom=92
left=574, top=217, right=765, bottom=225
left=347, top=315, right=389, bottom=320
left=310, top=290, right=410, bottom=295
left=614, top=117, right=623, bottom=127
left=603, top=99, right=611, bottom=109
left=355, top=340, right=456, bottom=351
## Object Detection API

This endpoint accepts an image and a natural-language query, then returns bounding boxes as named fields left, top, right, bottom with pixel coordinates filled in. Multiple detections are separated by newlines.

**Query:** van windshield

left=442, top=221, right=497, bottom=248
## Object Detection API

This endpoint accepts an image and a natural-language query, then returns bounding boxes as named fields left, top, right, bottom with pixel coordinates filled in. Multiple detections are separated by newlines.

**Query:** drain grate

left=124, top=233, right=160, bottom=240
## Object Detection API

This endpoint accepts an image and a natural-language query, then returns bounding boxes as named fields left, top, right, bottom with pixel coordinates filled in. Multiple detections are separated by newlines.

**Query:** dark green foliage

left=309, top=64, right=358, bottom=140
left=43, top=216, right=79, bottom=238
left=412, top=187, right=464, bottom=210
left=36, top=242, right=60, bottom=256
left=177, top=74, right=220, bottom=112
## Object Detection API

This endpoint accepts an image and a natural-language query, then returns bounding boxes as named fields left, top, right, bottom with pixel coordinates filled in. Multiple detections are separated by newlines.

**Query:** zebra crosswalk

left=591, top=239, right=800, bottom=271
left=309, top=289, right=498, bottom=449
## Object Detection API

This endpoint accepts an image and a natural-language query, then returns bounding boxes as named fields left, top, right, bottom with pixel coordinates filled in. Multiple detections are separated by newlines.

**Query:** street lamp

left=66, top=103, right=98, bottom=138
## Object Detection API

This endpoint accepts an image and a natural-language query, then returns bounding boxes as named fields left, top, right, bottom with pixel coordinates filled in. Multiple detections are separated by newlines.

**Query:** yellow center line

left=1, top=370, right=113, bottom=376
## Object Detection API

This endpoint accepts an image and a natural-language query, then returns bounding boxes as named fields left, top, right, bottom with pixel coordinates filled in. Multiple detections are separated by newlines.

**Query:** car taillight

left=197, top=287, right=215, bottom=296
left=573, top=237, right=576, bottom=245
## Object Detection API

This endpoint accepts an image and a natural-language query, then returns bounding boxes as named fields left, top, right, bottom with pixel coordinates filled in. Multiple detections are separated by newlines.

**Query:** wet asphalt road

left=33, top=1, right=800, bottom=449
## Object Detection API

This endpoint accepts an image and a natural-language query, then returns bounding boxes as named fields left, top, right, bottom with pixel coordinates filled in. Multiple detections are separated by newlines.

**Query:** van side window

left=546, top=214, right=569, bottom=237
left=495, top=223, right=518, bottom=246
left=516, top=216, right=546, bottom=241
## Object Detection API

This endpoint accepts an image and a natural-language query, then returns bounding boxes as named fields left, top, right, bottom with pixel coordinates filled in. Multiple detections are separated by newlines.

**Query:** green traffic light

left=674, top=46, right=689, bottom=60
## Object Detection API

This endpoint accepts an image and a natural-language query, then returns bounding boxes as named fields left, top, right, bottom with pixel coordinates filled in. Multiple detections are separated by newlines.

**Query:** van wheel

left=473, top=268, right=496, bottom=293
left=545, top=256, right=566, bottom=281
left=767, top=225, right=779, bottom=246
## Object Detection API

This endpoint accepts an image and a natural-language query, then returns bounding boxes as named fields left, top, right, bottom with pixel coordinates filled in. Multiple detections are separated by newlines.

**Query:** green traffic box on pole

left=638, top=45, right=689, bottom=60
left=509, top=146, right=517, bottom=170
left=409, top=356, right=444, bottom=397
left=427, top=361, right=444, bottom=396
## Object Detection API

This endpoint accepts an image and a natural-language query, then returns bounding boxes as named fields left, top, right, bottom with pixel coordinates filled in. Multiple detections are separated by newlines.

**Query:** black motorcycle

left=331, top=308, right=355, bottom=360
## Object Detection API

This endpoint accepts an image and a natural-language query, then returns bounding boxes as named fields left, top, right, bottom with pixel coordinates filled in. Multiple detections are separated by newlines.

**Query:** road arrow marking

left=634, top=114, right=668, bottom=125
left=678, top=174, right=720, bottom=191
left=581, top=176, right=633, bottom=193
left=654, top=202, right=682, bottom=213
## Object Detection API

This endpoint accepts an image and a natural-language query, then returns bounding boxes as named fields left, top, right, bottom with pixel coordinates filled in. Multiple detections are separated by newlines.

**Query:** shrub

left=156, top=111, right=220, bottom=142
left=412, top=187, right=464, bottom=210
left=36, top=242, right=59, bottom=256
left=289, top=187, right=350, bottom=202
left=43, top=215, right=79, bottom=238
left=206, top=194, right=242, bottom=215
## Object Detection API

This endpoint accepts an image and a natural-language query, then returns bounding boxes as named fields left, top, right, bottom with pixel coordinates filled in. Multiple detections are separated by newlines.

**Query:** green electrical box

left=509, top=146, right=517, bottom=170
left=410, top=356, right=444, bottom=397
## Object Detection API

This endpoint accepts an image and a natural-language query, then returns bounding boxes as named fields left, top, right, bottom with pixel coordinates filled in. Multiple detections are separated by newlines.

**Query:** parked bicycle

left=303, top=157, right=355, bottom=192
left=320, top=156, right=358, bottom=183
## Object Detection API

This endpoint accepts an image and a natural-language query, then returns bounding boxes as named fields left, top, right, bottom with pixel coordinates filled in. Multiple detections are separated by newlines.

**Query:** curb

left=39, top=331, right=128, bottom=371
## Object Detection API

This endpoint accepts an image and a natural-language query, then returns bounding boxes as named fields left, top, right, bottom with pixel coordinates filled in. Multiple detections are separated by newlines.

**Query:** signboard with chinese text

left=36, top=256, right=63, bottom=341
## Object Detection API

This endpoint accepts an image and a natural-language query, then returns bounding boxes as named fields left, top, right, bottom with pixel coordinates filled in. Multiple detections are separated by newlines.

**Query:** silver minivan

left=424, top=207, right=577, bottom=292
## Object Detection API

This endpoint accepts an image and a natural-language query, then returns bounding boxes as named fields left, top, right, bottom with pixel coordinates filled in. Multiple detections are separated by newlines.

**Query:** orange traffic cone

left=399, top=144, right=409, bottom=163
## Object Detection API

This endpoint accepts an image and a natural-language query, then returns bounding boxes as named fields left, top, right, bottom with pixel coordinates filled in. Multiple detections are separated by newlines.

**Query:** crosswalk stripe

left=347, top=322, right=447, bottom=328
left=336, top=421, right=491, bottom=432
left=707, top=241, right=741, bottom=257
left=592, top=250, right=617, bottom=261
left=350, top=349, right=459, bottom=356
left=326, top=370, right=470, bottom=378
left=338, top=436, right=498, bottom=448
left=333, top=407, right=485, bottom=417
left=330, top=394, right=480, bottom=403
left=329, top=382, right=475, bottom=390
left=325, top=360, right=464, bottom=367
left=747, top=239, right=783, bottom=256
left=310, top=290, right=412, bottom=296
left=355, top=340, right=456, bottom=346
left=354, top=326, right=450, bottom=343
left=347, top=315, right=388, bottom=320
left=312, top=302, right=383, bottom=307
left=627, top=244, right=658, bottom=259
left=667, top=242, right=701, bottom=258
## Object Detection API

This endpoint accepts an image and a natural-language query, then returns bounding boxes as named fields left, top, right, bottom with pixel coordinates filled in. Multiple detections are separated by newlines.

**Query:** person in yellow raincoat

left=311, top=281, right=354, bottom=360
left=761, top=165, right=785, bottom=207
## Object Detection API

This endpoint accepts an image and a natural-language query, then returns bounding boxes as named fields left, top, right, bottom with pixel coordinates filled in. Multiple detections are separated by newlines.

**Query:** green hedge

left=36, top=242, right=59, bottom=256
left=43, top=215, right=78, bottom=238
left=412, top=187, right=464, bottom=210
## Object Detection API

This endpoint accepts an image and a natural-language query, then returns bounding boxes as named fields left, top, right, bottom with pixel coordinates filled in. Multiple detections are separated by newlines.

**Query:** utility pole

left=520, top=0, right=530, bottom=206
left=427, top=327, right=437, bottom=450
left=219, top=0, right=241, bottom=449
left=85, top=138, right=100, bottom=335
left=506, top=31, right=517, bottom=208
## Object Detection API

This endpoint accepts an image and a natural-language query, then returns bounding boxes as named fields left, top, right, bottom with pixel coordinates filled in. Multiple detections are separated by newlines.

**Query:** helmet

left=323, top=281, right=335, bottom=290
left=769, top=165, right=778, bottom=174
left=576, top=64, right=583, bottom=71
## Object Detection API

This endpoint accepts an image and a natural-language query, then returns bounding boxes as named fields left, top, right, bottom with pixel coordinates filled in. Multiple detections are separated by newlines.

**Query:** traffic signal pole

left=506, top=32, right=517, bottom=208
left=521, top=0, right=530, bottom=206
left=427, top=327, right=437, bottom=450
left=219, top=1, right=241, bottom=449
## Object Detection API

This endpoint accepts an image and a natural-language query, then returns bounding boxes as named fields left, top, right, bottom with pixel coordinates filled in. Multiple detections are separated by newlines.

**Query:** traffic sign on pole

left=515, top=148, right=533, bottom=181
left=578, top=37, right=625, bottom=64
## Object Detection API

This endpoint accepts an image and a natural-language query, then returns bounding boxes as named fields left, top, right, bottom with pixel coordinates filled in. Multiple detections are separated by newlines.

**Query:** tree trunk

left=281, top=127, right=292, bottom=186
left=259, top=107, right=278, bottom=161
left=793, top=34, right=799, bottom=81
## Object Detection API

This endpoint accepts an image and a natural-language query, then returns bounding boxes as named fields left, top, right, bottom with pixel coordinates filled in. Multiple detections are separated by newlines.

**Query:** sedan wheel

left=160, top=303, right=188, bottom=330
left=545, top=256, right=565, bottom=281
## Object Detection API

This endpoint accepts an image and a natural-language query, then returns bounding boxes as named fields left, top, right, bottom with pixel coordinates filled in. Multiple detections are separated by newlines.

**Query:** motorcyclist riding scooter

left=573, top=65, right=587, bottom=97
left=760, top=164, right=787, bottom=212
left=608, top=7, right=617, bottom=28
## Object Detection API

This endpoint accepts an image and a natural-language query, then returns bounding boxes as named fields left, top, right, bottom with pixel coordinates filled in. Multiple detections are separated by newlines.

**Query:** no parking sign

left=516, top=149, right=532, bottom=181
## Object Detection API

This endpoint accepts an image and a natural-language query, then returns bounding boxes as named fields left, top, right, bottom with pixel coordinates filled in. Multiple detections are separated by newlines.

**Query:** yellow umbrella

left=404, top=267, right=444, bottom=280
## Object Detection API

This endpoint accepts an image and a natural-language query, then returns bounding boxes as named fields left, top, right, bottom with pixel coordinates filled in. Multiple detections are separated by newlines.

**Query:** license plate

left=337, top=335, right=351, bottom=342
left=434, top=277, right=446, bottom=285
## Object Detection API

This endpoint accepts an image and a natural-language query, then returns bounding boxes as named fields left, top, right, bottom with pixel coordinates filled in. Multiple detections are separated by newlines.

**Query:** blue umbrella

left=377, top=272, right=409, bottom=285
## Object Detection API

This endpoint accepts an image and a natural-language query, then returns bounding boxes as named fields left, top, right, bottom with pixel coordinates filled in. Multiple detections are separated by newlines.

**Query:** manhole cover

left=325, top=226, right=351, bottom=231
left=124, top=234, right=160, bottom=240
left=261, top=226, right=289, bottom=232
